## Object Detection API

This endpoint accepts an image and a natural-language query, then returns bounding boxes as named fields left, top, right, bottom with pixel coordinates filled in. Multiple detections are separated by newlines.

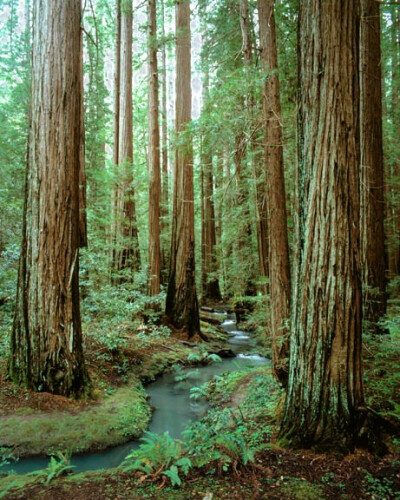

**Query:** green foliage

left=362, top=470, right=395, bottom=499
left=34, top=452, right=75, bottom=485
left=186, top=347, right=222, bottom=365
left=363, top=315, right=400, bottom=423
left=123, top=432, right=191, bottom=487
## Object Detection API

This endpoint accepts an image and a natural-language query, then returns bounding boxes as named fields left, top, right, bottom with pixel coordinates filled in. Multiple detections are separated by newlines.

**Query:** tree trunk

left=241, top=0, right=269, bottom=297
left=253, top=150, right=269, bottom=294
left=9, top=0, right=88, bottom=397
left=235, top=0, right=257, bottom=299
left=387, top=8, right=400, bottom=277
left=280, top=0, right=364, bottom=452
left=112, top=0, right=141, bottom=281
left=148, top=0, right=161, bottom=296
left=160, top=0, right=170, bottom=285
left=201, top=69, right=222, bottom=304
left=258, top=0, right=291, bottom=384
left=360, top=0, right=387, bottom=333
left=165, top=0, right=200, bottom=337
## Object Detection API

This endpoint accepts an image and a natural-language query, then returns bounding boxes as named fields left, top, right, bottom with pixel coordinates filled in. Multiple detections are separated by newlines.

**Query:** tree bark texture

left=360, top=0, right=387, bottom=332
left=258, top=0, right=291, bottom=384
left=112, top=0, right=141, bottom=280
left=280, top=0, right=364, bottom=451
left=9, top=0, right=88, bottom=397
left=148, top=0, right=161, bottom=296
left=165, top=0, right=200, bottom=337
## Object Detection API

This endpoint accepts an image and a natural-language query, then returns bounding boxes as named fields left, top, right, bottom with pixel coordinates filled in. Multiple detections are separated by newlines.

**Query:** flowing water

left=3, top=313, right=269, bottom=475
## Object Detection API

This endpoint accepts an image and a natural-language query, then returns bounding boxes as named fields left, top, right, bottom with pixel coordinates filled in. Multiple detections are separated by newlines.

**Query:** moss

left=0, top=378, right=151, bottom=458
left=278, top=478, right=326, bottom=500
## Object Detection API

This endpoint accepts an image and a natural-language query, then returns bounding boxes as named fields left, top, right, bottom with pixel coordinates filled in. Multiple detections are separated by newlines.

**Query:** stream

left=4, top=312, right=269, bottom=475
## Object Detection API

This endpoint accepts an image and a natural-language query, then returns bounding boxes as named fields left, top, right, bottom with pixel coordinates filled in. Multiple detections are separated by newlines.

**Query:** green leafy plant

left=34, top=452, right=75, bottom=485
left=122, top=432, right=191, bottom=487
left=363, top=470, right=394, bottom=499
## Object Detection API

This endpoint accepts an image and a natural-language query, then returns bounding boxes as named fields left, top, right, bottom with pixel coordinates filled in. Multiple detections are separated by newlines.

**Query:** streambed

left=4, top=313, right=269, bottom=475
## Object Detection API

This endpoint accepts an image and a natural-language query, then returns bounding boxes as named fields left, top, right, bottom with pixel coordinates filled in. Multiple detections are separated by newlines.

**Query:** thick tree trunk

left=148, top=0, right=161, bottom=296
left=112, top=0, right=141, bottom=281
left=258, top=0, right=291, bottom=384
left=165, top=0, right=200, bottom=337
left=280, top=0, right=364, bottom=452
left=360, top=0, right=387, bottom=332
left=9, top=0, right=88, bottom=397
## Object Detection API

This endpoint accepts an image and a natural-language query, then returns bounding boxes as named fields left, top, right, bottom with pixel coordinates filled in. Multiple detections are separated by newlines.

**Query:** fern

left=163, top=465, right=181, bottom=487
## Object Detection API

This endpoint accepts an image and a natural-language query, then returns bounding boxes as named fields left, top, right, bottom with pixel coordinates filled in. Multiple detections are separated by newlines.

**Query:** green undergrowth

left=0, top=378, right=151, bottom=459
left=363, top=302, right=400, bottom=452
left=191, top=364, right=284, bottom=451
left=118, top=366, right=283, bottom=488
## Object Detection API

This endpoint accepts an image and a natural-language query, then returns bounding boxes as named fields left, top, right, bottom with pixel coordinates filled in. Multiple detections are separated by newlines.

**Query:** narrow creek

left=5, top=312, right=269, bottom=475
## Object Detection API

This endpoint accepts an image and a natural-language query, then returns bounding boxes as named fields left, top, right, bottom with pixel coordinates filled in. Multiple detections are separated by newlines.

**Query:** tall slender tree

left=258, top=0, right=291, bottom=384
left=9, top=0, right=88, bottom=397
left=280, top=0, right=364, bottom=451
left=160, top=0, right=170, bottom=285
left=165, top=0, right=200, bottom=337
left=360, top=0, right=387, bottom=332
left=112, top=0, right=141, bottom=281
left=200, top=53, right=222, bottom=303
left=241, top=0, right=269, bottom=296
left=148, top=0, right=161, bottom=296
left=387, top=7, right=400, bottom=277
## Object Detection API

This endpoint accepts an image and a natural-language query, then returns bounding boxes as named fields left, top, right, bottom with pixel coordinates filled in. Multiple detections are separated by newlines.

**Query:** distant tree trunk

left=241, top=0, right=269, bottom=296
left=360, top=0, right=387, bottom=332
left=111, top=0, right=121, bottom=270
left=201, top=69, right=222, bottom=304
left=253, top=151, right=269, bottom=294
left=160, top=0, right=170, bottom=285
left=9, top=0, right=88, bottom=397
left=387, top=8, right=400, bottom=277
left=112, top=0, right=140, bottom=281
left=258, top=0, right=291, bottom=384
left=148, top=0, right=161, bottom=296
left=280, top=0, right=364, bottom=452
left=165, top=0, right=200, bottom=337
left=79, top=23, right=87, bottom=249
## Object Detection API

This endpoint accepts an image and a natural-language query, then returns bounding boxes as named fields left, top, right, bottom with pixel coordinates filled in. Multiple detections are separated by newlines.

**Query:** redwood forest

left=0, top=0, right=399, bottom=499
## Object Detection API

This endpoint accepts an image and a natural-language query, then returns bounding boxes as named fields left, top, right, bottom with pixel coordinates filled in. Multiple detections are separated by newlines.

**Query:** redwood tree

left=148, top=0, right=161, bottom=296
left=160, top=0, right=170, bottom=285
left=280, top=0, right=364, bottom=451
left=201, top=65, right=222, bottom=303
left=9, top=0, right=88, bottom=397
left=112, top=0, right=140, bottom=280
left=360, top=0, right=387, bottom=332
left=258, top=0, right=291, bottom=384
left=165, top=0, right=200, bottom=337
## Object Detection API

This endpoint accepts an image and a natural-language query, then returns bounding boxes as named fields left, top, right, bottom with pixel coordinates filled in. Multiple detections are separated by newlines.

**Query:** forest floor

left=0, top=309, right=399, bottom=499
left=0, top=317, right=229, bottom=458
